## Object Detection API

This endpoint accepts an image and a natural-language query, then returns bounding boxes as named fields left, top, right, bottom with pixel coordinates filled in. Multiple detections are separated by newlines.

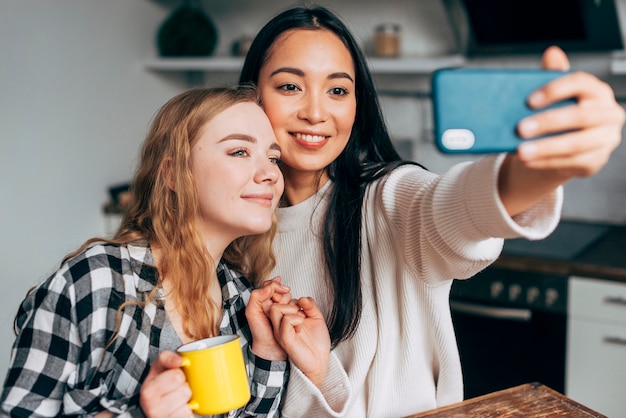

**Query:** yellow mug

left=176, top=335, right=251, bottom=415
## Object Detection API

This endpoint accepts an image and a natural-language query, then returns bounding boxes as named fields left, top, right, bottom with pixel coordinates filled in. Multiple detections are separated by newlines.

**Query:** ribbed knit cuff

left=280, top=353, right=351, bottom=418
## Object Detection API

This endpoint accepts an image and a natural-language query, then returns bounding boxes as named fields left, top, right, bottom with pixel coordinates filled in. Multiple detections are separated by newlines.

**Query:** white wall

left=0, top=0, right=188, bottom=380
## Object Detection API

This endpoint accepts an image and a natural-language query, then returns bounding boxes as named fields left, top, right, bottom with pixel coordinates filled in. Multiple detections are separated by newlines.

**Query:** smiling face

left=257, top=28, right=357, bottom=189
left=191, top=102, right=283, bottom=253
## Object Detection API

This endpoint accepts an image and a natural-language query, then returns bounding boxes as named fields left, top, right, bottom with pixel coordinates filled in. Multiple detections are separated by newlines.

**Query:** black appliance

left=451, top=268, right=569, bottom=399
left=443, top=0, right=624, bottom=56
left=450, top=221, right=610, bottom=399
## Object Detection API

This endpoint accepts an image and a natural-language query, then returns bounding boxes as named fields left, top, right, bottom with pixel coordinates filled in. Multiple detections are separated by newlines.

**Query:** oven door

left=451, top=299, right=566, bottom=400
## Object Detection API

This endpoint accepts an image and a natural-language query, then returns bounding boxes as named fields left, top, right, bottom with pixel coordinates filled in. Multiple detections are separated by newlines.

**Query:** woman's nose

left=255, top=161, right=281, bottom=184
left=297, top=93, right=329, bottom=123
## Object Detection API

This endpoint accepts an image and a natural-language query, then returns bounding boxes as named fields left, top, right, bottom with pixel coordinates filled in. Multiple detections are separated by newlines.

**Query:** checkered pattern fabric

left=1, top=243, right=288, bottom=417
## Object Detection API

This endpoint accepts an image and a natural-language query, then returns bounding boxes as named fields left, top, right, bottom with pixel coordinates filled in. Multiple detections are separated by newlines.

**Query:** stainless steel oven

left=450, top=267, right=569, bottom=399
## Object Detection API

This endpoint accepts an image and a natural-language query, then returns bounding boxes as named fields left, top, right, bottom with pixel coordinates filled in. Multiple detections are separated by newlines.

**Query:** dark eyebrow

left=270, top=67, right=304, bottom=77
left=270, top=66, right=354, bottom=83
left=328, top=72, right=354, bottom=83
left=218, top=134, right=281, bottom=152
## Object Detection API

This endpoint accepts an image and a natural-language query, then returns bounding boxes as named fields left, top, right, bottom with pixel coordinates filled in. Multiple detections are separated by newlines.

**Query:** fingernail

left=518, top=142, right=537, bottom=158
left=528, top=91, right=545, bottom=107
left=518, top=119, right=538, bottom=137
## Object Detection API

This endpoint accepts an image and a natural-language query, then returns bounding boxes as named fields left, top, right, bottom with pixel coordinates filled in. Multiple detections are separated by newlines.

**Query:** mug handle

left=179, top=358, right=198, bottom=411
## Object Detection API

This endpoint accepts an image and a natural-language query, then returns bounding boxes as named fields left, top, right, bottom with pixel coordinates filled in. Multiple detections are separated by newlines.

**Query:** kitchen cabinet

left=566, top=276, right=626, bottom=418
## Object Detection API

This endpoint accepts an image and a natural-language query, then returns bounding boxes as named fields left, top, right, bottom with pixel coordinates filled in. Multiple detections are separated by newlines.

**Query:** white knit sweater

left=274, top=155, right=562, bottom=418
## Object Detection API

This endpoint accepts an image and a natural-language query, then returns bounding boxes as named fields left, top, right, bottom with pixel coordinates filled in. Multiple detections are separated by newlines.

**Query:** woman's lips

left=242, top=193, right=274, bottom=207
left=292, top=132, right=329, bottom=149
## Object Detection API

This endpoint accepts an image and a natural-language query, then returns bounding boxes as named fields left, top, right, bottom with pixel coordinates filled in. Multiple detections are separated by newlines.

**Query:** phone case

left=431, top=68, right=572, bottom=154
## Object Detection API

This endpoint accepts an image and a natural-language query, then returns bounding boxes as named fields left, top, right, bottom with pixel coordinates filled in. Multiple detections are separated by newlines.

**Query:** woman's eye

left=231, top=149, right=249, bottom=157
left=329, top=87, right=348, bottom=96
left=278, top=83, right=300, bottom=92
left=269, top=156, right=281, bottom=164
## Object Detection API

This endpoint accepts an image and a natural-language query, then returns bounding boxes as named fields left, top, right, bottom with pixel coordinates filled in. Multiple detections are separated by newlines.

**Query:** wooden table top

left=406, top=382, right=606, bottom=417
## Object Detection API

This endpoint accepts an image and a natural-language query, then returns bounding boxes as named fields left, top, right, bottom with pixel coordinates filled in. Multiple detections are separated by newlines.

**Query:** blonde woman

left=1, top=86, right=330, bottom=417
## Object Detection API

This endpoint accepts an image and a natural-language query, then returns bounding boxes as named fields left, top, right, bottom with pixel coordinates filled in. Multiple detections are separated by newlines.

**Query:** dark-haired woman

left=235, top=5, right=624, bottom=417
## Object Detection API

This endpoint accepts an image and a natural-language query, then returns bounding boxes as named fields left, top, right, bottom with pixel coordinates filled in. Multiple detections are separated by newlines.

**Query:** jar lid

left=376, top=23, right=400, bottom=33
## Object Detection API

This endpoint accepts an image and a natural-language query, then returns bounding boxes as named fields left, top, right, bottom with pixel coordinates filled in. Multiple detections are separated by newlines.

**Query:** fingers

left=247, top=277, right=292, bottom=319
left=254, top=277, right=291, bottom=304
left=261, top=275, right=283, bottom=288
left=280, top=311, right=305, bottom=335
left=523, top=66, right=619, bottom=134
left=267, top=296, right=331, bottom=388
left=525, top=71, right=615, bottom=115
left=516, top=126, right=618, bottom=176
left=141, top=376, right=194, bottom=418
left=541, top=45, right=570, bottom=71
left=518, top=97, right=624, bottom=139
left=246, top=277, right=293, bottom=361
left=513, top=53, right=624, bottom=180
left=269, top=301, right=303, bottom=335
left=140, top=352, right=193, bottom=418
left=269, top=297, right=323, bottom=337
left=296, top=297, right=324, bottom=320
left=145, top=351, right=184, bottom=377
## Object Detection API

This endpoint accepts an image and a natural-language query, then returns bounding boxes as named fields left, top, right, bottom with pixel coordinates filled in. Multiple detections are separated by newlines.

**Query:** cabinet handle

left=603, top=336, right=626, bottom=346
left=604, top=296, right=626, bottom=307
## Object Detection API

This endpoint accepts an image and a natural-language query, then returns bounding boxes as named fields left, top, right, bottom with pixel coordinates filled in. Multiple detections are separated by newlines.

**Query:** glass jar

left=374, top=23, right=401, bottom=57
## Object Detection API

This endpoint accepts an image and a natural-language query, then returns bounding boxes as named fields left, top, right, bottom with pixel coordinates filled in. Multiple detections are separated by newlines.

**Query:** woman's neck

left=281, top=168, right=329, bottom=206
left=160, top=277, right=222, bottom=344
left=151, top=245, right=222, bottom=344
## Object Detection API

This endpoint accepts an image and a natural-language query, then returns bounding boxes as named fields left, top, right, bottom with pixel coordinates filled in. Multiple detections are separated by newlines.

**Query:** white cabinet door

left=566, top=276, right=626, bottom=418
left=566, top=318, right=626, bottom=417
left=569, top=276, right=626, bottom=324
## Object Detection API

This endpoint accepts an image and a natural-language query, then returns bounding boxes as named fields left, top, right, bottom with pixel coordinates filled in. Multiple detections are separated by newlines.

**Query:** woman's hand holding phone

left=500, top=46, right=624, bottom=216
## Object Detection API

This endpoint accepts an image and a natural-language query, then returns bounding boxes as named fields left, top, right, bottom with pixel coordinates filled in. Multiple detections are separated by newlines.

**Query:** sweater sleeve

left=279, top=352, right=351, bottom=418
left=430, top=154, right=562, bottom=239
left=242, top=349, right=289, bottom=417
left=377, top=155, right=563, bottom=282
left=0, top=273, right=79, bottom=417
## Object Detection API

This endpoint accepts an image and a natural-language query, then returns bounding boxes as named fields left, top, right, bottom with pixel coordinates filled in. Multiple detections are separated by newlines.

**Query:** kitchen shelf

left=144, top=54, right=466, bottom=75
left=145, top=56, right=245, bottom=72
left=368, top=55, right=465, bottom=74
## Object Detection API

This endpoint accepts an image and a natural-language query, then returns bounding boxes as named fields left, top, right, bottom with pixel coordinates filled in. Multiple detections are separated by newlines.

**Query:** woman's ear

left=161, top=157, right=176, bottom=191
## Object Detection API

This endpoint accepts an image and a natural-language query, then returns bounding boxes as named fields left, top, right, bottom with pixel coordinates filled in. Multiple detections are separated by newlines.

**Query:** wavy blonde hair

left=64, top=85, right=277, bottom=340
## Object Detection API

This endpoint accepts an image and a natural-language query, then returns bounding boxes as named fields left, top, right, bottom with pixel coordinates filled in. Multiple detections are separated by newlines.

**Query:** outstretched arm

left=499, top=46, right=625, bottom=216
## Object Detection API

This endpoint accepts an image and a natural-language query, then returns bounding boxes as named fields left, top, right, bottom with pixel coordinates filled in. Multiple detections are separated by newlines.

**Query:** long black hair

left=240, top=5, right=420, bottom=347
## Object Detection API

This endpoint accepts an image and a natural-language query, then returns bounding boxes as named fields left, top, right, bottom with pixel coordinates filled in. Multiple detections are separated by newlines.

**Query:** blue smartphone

left=431, top=68, right=573, bottom=154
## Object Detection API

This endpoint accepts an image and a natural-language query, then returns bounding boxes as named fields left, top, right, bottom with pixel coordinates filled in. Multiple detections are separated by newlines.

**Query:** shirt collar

left=218, top=261, right=251, bottom=307
left=127, top=243, right=159, bottom=293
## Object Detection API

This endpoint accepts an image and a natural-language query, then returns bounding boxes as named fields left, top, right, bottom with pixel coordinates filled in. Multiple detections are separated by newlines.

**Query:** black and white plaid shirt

left=1, top=243, right=288, bottom=417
